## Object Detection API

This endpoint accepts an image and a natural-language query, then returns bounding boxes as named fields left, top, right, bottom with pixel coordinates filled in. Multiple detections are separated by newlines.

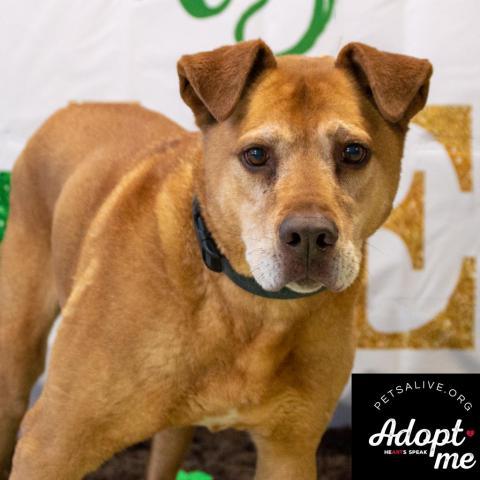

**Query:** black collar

left=192, top=198, right=326, bottom=300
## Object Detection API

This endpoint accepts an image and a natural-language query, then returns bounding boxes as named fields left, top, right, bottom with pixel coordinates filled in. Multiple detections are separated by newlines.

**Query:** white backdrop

left=1, top=0, right=479, bottom=423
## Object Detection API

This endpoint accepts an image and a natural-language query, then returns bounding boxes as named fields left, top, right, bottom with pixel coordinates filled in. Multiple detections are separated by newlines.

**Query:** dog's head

left=178, top=40, right=432, bottom=293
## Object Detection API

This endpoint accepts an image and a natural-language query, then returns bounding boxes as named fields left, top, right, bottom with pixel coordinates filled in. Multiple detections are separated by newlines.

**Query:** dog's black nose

left=279, top=214, right=338, bottom=259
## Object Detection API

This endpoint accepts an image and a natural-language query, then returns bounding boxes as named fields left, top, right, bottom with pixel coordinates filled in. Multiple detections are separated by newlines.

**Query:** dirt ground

left=86, top=427, right=352, bottom=480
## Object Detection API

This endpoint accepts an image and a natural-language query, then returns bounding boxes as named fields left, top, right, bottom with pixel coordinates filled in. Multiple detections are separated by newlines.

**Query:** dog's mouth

left=247, top=243, right=361, bottom=294
left=279, top=255, right=336, bottom=292
left=255, top=258, right=334, bottom=293
left=286, top=278, right=325, bottom=294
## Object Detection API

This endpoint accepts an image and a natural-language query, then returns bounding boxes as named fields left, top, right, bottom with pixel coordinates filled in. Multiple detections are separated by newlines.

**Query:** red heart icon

left=466, top=430, right=475, bottom=438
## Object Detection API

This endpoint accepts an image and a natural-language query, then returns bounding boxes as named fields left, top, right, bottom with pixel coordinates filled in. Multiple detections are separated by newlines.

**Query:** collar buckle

left=192, top=200, right=223, bottom=272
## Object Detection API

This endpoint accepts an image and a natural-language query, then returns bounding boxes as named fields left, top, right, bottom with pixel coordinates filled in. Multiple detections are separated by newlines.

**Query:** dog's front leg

left=8, top=314, right=173, bottom=479
left=252, top=432, right=319, bottom=480
left=9, top=396, right=104, bottom=480
left=10, top=378, right=168, bottom=480
left=146, top=427, right=194, bottom=480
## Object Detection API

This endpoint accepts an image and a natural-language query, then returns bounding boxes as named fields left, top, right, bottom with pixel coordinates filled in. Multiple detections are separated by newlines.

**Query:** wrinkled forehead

left=240, top=55, right=369, bottom=140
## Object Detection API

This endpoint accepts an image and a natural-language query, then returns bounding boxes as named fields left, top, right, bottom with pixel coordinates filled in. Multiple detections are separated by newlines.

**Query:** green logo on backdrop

left=0, top=172, right=10, bottom=240
left=179, top=0, right=335, bottom=54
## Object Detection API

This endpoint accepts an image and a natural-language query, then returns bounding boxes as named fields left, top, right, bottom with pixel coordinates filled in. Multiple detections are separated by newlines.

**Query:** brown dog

left=0, top=40, right=431, bottom=479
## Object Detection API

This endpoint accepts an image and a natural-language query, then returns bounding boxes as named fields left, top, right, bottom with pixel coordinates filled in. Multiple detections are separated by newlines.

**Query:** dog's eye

left=242, top=147, right=269, bottom=167
left=342, top=143, right=370, bottom=166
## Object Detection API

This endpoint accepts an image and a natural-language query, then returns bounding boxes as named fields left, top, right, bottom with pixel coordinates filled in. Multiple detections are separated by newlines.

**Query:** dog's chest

left=197, top=408, right=242, bottom=432
left=190, top=317, right=300, bottom=431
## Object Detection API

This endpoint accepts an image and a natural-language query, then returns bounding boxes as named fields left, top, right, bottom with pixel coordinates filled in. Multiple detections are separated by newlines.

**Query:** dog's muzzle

left=277, top=212, right=339, bottom=284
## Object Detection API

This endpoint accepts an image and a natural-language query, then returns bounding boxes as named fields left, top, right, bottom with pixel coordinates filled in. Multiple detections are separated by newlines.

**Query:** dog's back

left=12, top=102, right=185, bottom=222
left=9, top=103, right=187, bottom=301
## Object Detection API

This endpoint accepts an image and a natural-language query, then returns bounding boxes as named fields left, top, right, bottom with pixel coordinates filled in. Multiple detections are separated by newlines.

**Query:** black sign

left=353, top=374, right=480, bottom=479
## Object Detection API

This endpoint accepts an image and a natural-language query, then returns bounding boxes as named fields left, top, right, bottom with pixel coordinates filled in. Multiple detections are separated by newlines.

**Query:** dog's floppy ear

left=336, top=42, right=433, bottom=124
left=177, top=40, right=276, bottom=126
